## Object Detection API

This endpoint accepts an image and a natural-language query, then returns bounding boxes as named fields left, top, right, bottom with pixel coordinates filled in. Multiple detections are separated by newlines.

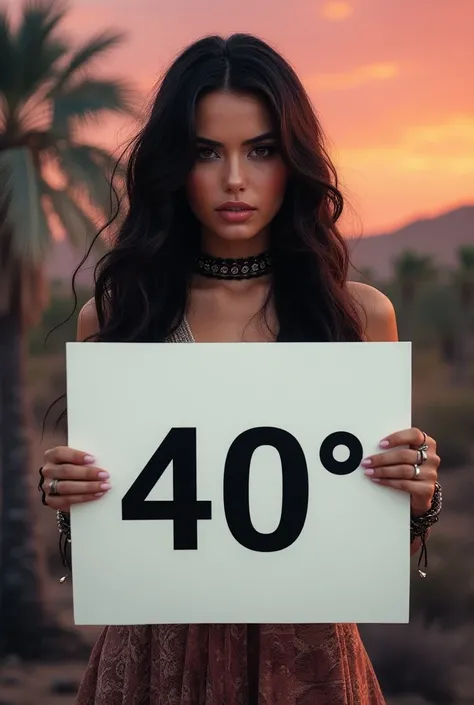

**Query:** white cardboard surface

left=66, top=342, right=412, bottom=625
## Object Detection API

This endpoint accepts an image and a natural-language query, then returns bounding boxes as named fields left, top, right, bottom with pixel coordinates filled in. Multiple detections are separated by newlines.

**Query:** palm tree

left=392, top=250, right=436, bottom=340
left=455, top=245, right=474, bottom=310
left=356, top=266, right=377, bottom=286
left=393, top=250, right=436, bottom=308
left=0, top=0, right=135, bottom=659
left=451, top=246, right=474, bottom=384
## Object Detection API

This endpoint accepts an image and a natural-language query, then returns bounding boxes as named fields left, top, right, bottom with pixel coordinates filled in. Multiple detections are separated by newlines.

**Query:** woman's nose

left=223, top=155, right=246, bottom=192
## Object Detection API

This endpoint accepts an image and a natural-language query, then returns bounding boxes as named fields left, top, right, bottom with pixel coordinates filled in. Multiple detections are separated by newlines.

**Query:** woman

left=40, top=34, right=442, bottom=705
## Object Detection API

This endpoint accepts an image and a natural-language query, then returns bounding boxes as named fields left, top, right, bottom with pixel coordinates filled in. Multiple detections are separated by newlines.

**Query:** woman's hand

left=40, top=446, right=111, bottom=512
left=361, top=428, right=440, bottom=516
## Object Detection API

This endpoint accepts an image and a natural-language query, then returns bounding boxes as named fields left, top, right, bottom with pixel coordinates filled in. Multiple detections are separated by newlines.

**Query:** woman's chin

left=206, top=224, right=270, bottom=247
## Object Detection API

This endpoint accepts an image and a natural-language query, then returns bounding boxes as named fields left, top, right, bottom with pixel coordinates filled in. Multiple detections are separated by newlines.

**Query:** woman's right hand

left=41, top=446, right=111, bottom=512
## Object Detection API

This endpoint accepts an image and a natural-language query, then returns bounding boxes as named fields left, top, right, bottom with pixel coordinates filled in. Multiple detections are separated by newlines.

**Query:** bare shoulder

left=346, top=281, right=398, bottom=342
left=77, top=297, right=99, bottom=341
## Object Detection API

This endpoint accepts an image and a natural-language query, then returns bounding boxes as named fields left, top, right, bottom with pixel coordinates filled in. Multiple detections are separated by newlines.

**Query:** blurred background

left=0, top=0, right=473, bottom=703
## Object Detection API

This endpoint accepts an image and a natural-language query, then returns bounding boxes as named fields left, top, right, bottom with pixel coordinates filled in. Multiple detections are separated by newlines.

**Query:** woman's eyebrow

left=195, top=131, right=277, bottom=147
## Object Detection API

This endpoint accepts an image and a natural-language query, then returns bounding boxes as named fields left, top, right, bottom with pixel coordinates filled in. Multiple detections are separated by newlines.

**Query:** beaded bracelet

left=410, top=481, right=442, bottom=577
left=56, top=483, right=443, bottom=582
left=56, top=509, right=72, bottom=583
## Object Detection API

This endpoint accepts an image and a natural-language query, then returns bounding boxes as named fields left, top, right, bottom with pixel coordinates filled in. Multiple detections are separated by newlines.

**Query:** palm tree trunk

left=399, top=286, right=415, bottom=342
left=0, top=302, right=50, bottom=659
left=0, top=269, right=90, bottom=662
left=451, top=311, right=471, bottom=385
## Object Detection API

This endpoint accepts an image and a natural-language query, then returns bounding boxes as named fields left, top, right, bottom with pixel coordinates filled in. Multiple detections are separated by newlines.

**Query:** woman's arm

left=42, top=297, right=106, bottom=582
left=347, top=281, right=433, bottom=557
left=347, top=281, right=398, bottom=343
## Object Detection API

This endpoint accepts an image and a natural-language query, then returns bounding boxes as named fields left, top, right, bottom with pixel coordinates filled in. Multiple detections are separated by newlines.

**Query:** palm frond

left=51, top=30, right=127, bottom=92
left=21, top=0, right=68, bottom=35
left=45, top=185, right=101, bottom=249
left=56, top=143, right=121, bottom=217
left=0, top=147, right=51, bottom=263
left=52, top=78, right=136, bottom=133
left=85, top=143, right=127, bottom=180
left=0, top=0, right=131, bottom=280
left=15, top=0, right=68, bottom=102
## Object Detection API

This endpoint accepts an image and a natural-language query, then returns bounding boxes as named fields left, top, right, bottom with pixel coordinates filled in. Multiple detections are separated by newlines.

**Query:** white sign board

left=67, top=342, right=412, bottom=626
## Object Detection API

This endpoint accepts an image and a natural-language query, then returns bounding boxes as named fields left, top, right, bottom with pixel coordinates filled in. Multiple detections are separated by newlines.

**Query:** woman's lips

left=216, top=208, right=256, bottom=223
left=215, top=200, right=257, bottom=223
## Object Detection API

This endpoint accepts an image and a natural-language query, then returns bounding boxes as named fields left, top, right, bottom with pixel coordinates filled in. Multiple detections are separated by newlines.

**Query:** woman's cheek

left=264, top=171, right=287, bottom=213
left=260, top=161, right=287, bottom=197
left=186, top=170, right=213, bottom=218
left=186, top=169, right=202, bottom=202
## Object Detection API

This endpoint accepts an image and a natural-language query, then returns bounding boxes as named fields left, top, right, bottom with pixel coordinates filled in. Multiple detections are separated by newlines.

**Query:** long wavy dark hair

left=82, top=33, right=365, bottom=346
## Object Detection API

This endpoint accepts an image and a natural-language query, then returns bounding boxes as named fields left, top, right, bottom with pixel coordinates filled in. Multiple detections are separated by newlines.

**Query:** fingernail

left=84, top=455, right=96, bottom=464
left=98, top=471, right=110, bottom=479
left=100, top=483, right=111, bottom=491
left=371, top=478, right=381, bottom=483
left=95, top=492, right=104, bottom=497
left=361, top=458, right=372, bottom=467
left=379, top=440, right=390, bottom=448
left=364, top=469, right=375, bottom=476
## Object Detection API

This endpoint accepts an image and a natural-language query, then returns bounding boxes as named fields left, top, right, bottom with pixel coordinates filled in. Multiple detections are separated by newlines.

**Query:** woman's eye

left=196, top=145, right=275, bottom=160
left=197, top=147, right=217, bottom=160
left=251, top=145, right=275, bottom=158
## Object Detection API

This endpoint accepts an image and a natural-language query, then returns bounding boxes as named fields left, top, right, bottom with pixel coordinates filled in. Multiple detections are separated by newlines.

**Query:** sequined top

left=166, top=317, right=195, bottom=343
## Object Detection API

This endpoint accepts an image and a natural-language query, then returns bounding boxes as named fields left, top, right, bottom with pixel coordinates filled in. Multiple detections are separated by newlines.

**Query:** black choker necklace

left=195, top=252, right=272, bottom=280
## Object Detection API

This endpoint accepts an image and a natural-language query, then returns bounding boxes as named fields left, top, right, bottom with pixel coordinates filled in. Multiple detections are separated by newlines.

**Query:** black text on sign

left=122, top=427, right=364, bottom=551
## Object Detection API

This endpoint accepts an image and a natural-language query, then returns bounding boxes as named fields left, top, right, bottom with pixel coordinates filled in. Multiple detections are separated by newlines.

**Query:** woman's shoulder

left=77, top=297, right=99, bottom=341
left=346, top=281, right=398, bottom=342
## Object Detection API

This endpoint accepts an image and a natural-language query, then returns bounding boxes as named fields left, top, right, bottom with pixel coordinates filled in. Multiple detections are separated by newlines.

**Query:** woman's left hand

left=361, top=428, right=440, bottom=516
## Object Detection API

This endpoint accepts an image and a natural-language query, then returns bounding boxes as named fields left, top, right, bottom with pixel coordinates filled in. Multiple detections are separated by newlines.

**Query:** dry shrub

left=360, top=620, right=463, bottom=704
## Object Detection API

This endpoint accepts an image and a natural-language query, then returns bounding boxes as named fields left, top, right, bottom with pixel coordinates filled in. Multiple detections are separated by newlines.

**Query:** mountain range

left=45, top=203, right=474, bottom=287
left=348, top=204, right=474, bottom=279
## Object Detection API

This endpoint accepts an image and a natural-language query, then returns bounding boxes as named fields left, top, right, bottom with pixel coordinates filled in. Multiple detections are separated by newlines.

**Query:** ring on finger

left=49, top=478, right=61, bottom=496
left=417, top=431, right=428, bottom=451
left=412, top=463, right=421, bottom=480
left=417, top=448, right=428, bottom=465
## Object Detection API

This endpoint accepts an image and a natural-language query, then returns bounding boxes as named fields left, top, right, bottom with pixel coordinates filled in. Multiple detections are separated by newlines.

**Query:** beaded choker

left=195, top=252, right=272, bottom=280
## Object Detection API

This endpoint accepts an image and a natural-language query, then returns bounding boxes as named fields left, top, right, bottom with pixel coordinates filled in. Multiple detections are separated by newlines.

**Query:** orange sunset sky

left=16, top=0, right=474, bottom=234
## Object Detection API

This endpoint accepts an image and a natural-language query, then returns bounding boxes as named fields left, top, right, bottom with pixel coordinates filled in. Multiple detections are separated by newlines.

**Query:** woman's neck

left=199, top=229, right=270, bottom=259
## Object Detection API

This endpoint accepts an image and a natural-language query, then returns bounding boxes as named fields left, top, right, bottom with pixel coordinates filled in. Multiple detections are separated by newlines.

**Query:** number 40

left=122, top=427, right=363, bottom=552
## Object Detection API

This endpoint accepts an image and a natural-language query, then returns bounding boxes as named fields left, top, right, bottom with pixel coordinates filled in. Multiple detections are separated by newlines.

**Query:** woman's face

left=186, top=90, right=288, bottom=257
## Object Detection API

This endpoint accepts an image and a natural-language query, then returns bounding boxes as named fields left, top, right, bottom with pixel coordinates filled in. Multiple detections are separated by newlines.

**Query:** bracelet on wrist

left=410, top=481, right=442, bottom=578
left=56, top=510, right=72, bottom=583
left=56, top=485, right=443, bottom=582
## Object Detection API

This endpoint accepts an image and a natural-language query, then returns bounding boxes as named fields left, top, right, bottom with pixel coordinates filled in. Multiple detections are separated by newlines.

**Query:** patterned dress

left=76, top=320, right=386, bottom=705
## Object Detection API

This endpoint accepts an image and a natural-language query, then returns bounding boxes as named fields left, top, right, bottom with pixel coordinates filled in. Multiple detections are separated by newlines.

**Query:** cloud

left=305, top=62, right=400, bottom=91
left=340, top=114, right=474, bottom=176
left=320, top=1, right=354, bottom=22
left=402, top=114, right=474, bottom=166
left=332, top=113, right=474, bottom=232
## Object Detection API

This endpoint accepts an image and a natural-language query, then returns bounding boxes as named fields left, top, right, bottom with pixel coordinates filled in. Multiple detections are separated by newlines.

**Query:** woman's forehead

left=195, top=91, right=273, bottom=141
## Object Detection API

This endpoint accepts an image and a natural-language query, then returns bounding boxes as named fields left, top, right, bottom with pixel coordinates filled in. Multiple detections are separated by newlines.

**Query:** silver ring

left=49, top=478, right=60, bottom=496
left=417, top=448, right=428, bottom=465
left=412, top=464, right=421, bottom=480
